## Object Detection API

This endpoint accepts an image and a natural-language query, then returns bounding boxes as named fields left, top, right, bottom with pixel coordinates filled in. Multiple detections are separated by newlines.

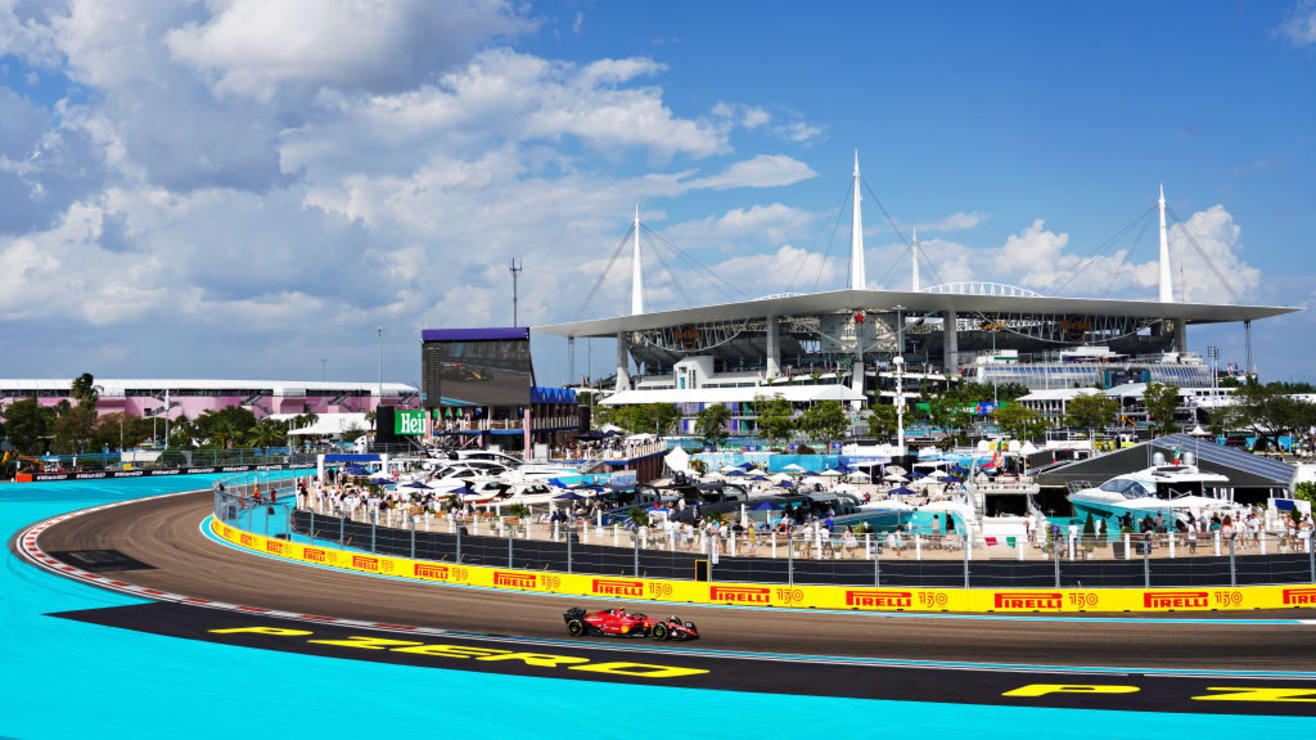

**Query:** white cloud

left=1166, top=205, right=1261, bottom=302
left=165, top=0, right=537, bottom=100
left=909, top=210, right=987, bottom=233
left=689, top=154, right=817, bottom=190
left=777, top=120, right=825, bottom=143
left=1277, top=0, right=1316, bottom=45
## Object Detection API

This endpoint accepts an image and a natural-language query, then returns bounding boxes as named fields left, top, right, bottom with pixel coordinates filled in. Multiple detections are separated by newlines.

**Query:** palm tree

left=245, top=420, right=286, bottom=449
left=626, top=507, right=650, bottom=528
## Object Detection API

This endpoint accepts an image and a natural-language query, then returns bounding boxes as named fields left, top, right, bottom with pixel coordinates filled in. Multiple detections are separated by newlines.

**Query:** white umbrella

left=770, top=472, right=793, bottom=483
left=883, top=473, right=908, bottom=483
left=847, top=469, right=871, bottom=480
left=782, top=463, right=807, bottom=473
left=886, top=465, right=907, bottom=476
left=819, top=468, right=843, bottom=478
left=927, top=470, right=949, bottom=479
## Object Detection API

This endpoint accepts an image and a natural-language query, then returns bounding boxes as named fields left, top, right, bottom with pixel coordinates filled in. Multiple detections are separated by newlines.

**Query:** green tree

left=694, top=403, right=733, bottom=447
left=1142, top=382, right=1181, bottom=436
left=245, top=418, right=288, bottom=448
left=626, top=506, right=651, bottom=528
left=193, top=407, right=257, bottom=448
left=1063, top=392, right=1120, bottom=440
left=864, top=404, right=897, bottom=441
left=994, top=403, right=1048, bottom=441
left=70, top=373, right=99, bottom=408
left=799, top=400, right=850, bottom=447
left=91, top=412, right=153, bottom=451
left=754, top=394, right=796, bottom=446
left=926, top=397, right=973, bottom=448
left=2, top=398, right=56, bottom=454
left=1230, top=384, right=1316, bottom=450
left=694, top=402, right=736, bottom=442
left=52, top=404, right=98, bottom=453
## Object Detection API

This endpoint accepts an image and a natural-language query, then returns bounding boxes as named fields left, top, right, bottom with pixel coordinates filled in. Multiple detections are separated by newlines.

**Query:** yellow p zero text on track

left=210, top=519, right=1316, bottom=615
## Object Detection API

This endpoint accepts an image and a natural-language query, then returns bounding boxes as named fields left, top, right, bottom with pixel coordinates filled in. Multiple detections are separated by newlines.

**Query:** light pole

left=1206, top=345, right=1219, bottom=431
left=376, top=327, right=383, bottom=405
left=893, top=305, right=905, bottom=455
left=509, top=258, right=523, bottom=326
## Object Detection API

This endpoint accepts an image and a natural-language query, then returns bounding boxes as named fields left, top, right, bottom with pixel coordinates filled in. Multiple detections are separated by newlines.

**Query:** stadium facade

left=537, top=157, right=1299, bottom=434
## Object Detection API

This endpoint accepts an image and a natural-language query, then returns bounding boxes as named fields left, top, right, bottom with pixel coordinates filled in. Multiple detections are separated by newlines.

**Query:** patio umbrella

left=819, top=469, right=843, bottom=478
left=555, top=491, right=587, bottom=500
left=782, top=463, right=807, bottom=473
left=448, top=486, right=474, bottom=495
left=882, top=473, right=907, bottom=482
left=738, top=462, right=758, bottom=471
left=367, top=474, right=393, bottom=484
left=888, top=486, right=918, bottom=495
left=926, top=470, right=949, bottom=479
left=723, top=469, right=746, bottom=477
left=403, top=481, right=432, bottom=489
left=909, top=472, right=925, bottom=479
left=886, top=465, right=907, bottom=475
left=344, top=464, right=371, bottom=476
left=749, top=475, right=769, bottom=482
left=847, top=470, right=871, bottom=480
left=751, top=500, right=782, bottom=511
left=774, top=480, right=796, bottom=489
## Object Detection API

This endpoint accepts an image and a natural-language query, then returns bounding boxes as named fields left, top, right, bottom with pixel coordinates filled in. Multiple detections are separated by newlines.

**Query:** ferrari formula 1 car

left=563, top=607, right=699, bottom=641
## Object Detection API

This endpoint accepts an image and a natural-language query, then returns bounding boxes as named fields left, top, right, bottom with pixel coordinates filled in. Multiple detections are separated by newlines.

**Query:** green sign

left=394, top=409, right=426, bottom=435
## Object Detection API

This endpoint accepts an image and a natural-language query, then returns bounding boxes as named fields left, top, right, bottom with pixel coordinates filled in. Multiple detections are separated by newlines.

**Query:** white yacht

left=1066, top=452, right=1237, bottom=528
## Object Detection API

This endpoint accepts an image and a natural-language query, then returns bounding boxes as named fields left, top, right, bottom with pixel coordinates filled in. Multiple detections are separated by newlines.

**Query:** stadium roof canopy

left=536, top=288, right=1299, bottom=338
left=600, top=384, right=863, bottom=406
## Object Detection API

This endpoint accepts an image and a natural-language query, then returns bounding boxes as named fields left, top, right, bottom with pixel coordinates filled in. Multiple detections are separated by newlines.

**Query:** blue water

left=3, top=475, right=1313, bottom=738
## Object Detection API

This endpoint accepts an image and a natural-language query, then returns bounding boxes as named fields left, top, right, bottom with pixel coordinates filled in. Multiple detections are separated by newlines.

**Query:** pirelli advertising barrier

left=212, top=519, right=1316, bottom=614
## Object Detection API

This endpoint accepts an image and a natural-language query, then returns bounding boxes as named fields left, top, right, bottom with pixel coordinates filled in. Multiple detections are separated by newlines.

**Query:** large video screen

left=421, top=328, right=532, bottom=407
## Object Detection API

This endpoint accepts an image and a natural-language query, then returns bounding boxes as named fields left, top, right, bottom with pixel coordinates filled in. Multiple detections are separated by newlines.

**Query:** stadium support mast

left=1158, top=184, right=1173, bottom=303
left=850, top=151, right=866, bottom=290
left=631, top=205, right=645, bottom=315
left=911, top=227, right=920, bottom=291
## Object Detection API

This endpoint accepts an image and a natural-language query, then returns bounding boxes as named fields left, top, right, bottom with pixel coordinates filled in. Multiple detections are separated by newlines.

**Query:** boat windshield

left=1097, top=478, right=1151, bottom=499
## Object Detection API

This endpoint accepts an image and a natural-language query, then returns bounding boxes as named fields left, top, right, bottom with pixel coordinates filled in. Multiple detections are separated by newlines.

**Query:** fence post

left=634, top=532, right=640, bottom=578
left=410, top=513, right=416, bottom=560
left=456, top=520, right=463, bottom=563
left=370, top=510, right=376, bottom=553
left=1229, top=536, right=1236, bottom=588
left=787, top=530, right=794, bottom=586
left=1169, top=532, right=1175, bottom=559
left=309, top=509, right=315, bottom=546
left=865, top=532, right=872, bottom=558
left=1143, top=534, right=1151, bottom=588
left=339, top=513, right=345, bottom=547
left=1214, top=531, right=1221, bottom=557
left=916, top=533, right=922, bottom=560
left=874, top=548, right=881, bottom=587
left=1053, top=535, right=1061, bottom=588
left=613, top=524, right=619, bottom=547
left=1308, top=535, right=1314, bottom=583
left=771, top=532, right=777, bottom=559
left=1124, top=532, right=1131, bottom=561
left=508, top=529, right=513, bottom=567
left=1260, top=532, right=1267, bottom=556
left=728, top=531, right=735, bottom=557
left=962, top=534, right=970, bottom=589
left=567, top=529, right=573, bottom=574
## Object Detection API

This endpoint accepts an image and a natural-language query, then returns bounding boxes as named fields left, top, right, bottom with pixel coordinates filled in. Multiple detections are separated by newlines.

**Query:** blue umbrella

left=723, top=469, right=746, bottom=477
left=449, top=486, right=474, bottom=495
left=774, top=480, right=795, bottom=489
left=555, top=491, right=587, bottom=500
left=889, top=486, right=918, bottom=495
left=751, top=500, right=782, bottom=511
left=403, top=481, right=432, bottom=489
left=344, top=464, right=371, bottom=476
left=750, top=475, right=769, bottom=481
left=909, top=472, right=926, bottom=479
left=738, top=462, right=757, bottom=471
left=547, top=477, right=566, bottom=488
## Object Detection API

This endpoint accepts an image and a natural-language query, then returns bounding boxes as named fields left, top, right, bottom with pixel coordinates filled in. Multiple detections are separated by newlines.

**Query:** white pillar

left=942, top=309, right=959, bottom=375
left=1158, top=184, right=1174, bottom=303
left=1169, top=532, right=1175, bottom=558
left=911, top=227, right=920, bottom=291
left=631, top=205, right=645, bottom=315
left=765, top=316, right=780, bottom=378
left=1214, top=531, right=1221, bottom=556
left=1124, top=532, right=1132, bottom=560
left=615, top=332, right=630, bottom=391
left=915, top=533, right=922, bottom=560
left=850, top=150, right=866, bottom=290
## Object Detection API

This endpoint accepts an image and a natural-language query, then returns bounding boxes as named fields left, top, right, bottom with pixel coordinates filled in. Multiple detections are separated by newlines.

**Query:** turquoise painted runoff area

left=4, top=475, right=1314, bottom=738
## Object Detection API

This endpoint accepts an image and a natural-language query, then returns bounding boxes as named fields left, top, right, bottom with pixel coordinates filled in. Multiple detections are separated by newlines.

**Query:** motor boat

left=1066, top=452, right=1236, bottom=529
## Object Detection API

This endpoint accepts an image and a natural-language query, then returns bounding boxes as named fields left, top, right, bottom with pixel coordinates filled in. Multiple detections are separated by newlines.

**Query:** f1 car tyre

left=651, top=623, right=669, bottom=641
left=566, top=619, right=585, bottom=637
left=686, top=622, right=697, bottom=635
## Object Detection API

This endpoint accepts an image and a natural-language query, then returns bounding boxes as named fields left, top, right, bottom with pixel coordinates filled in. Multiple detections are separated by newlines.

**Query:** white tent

left=819, top=468, right=843, bottom=478
left=846, top=469, right=871, bottom=481
left=664, top=446, right=691, bottom=473
left=882, top=473, right=908, bottom=483
left=282, top=412, right=371, bottom=437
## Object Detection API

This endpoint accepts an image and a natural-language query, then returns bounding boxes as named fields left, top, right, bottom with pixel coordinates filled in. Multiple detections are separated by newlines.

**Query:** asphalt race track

left=26, top=490, right=1316, bottom=716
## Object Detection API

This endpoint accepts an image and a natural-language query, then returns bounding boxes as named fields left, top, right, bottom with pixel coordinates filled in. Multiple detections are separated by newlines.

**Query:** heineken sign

left=394, top=409, right=426, bottom=435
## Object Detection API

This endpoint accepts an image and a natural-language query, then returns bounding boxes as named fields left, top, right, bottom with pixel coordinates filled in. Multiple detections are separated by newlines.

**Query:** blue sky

left=0, top=0, right=1313, bottom=386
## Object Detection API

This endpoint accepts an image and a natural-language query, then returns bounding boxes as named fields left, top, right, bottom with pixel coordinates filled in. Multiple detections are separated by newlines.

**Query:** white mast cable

left=1158, top=184, right=1173, bottom=302
left=631, top=204, right=644, bottom=315
left=849, top=150, right=866, bottom=290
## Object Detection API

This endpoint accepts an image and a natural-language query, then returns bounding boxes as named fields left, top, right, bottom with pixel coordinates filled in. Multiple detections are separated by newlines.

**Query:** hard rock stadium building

left=537, top=157, right=1300, bottom=435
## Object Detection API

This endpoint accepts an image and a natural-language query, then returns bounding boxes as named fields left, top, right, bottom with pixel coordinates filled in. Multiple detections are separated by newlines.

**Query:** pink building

left=0, top=379, right=419, bottom=422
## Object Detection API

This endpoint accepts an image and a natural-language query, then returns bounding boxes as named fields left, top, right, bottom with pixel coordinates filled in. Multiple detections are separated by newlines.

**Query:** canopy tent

left=664, top=446, right=691, bottom=474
